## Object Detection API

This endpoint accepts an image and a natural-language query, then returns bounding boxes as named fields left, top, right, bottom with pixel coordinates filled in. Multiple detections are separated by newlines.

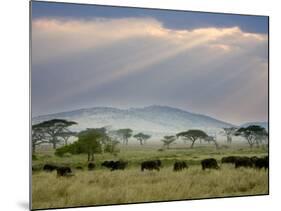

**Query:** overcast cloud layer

left=31, top=16, right=268, bottom=125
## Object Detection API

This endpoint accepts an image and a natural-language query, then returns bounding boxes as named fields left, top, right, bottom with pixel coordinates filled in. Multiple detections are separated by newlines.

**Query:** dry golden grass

left=32, top=165, right=268, bottom=210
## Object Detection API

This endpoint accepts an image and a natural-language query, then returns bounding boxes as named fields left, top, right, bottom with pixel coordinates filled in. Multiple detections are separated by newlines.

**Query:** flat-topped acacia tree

left=222, top=127, right=237, bottom=144
left=116, top=128, right=133, bottom=145
left=134, top=133, right=151, bottom=145
left=176, top=129, right=208, bottom=148
left=235, top=125, right=268, bottom=148
left=204, top=135, right=219, bottom=149
left=34, top=119, right=77, bottom=149
left=161, top=135, right=176, bottom=149
left=57, top=130, right=77, bottom=145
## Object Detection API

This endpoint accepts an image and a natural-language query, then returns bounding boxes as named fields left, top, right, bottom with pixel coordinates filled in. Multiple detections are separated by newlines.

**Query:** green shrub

left=55, top=142, right=83, bottom=157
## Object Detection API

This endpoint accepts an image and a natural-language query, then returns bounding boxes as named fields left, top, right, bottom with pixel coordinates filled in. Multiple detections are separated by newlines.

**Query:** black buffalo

left=235, top=157, right=253, bottom=168
left=56, top=166, right=72, bottom=177
left=101, top=160, right=128, bottom=171
left=250, top=156, right=259, bottom=163
left=88, top=162, right=96, bottom=171
left=253, top=156, right=268, bottom=170
left=111, top=161, right=128, bottom=171
left=201, top=158, right=219, bottom=170
left=141, top=160, right=161, bottom=171
left=221, top=156, right=238, bottom=164
left=43, top=164, right=58, bottom=172
left=101, top=160, right=114, bottom=168
left=173, top=161, right=188, bottom=171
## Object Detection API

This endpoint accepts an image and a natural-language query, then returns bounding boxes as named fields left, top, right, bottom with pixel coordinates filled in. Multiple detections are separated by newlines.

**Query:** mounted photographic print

left=30, top=1, right=269, bottom=210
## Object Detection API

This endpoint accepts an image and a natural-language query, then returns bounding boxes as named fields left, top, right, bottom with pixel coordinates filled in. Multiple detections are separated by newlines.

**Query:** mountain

left=32, top=105, right=235, bottom=137
left=241, top=121, right=268, bottom=131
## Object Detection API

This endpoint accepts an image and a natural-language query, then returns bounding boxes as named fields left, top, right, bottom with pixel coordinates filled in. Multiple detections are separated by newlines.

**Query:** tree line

left=32, top=118, right=268, bottom=161
left=31, top=119, right=152, bottom=156
left=173, top=125, right=268, bottom=149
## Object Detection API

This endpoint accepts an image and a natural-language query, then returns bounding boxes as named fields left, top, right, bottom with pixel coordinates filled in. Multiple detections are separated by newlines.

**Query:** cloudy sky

left=31, top=1, right=268, bottom=125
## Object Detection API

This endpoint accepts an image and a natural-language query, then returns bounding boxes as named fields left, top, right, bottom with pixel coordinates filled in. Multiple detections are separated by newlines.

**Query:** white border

left=1, top=0, right=280, bottom=211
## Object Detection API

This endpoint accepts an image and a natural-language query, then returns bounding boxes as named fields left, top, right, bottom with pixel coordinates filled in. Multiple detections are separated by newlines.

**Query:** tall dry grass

left=32, top=165, right=268, bottom=209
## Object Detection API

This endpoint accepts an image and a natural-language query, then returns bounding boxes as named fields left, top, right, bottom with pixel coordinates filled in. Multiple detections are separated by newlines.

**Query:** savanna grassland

left=32, top=143, right=268, bottom=210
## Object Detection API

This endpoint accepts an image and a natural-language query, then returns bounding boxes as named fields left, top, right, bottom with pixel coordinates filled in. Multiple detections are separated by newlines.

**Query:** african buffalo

left=111, top=161, right=128, bottom=171
left=88, top=162, right=96, bottom=171
left=235, top=157, right=253, bottom=168
left=173, top=161, right=188, bottom=171
left=101, top=161, right=114, bottom=169
left=141, top=160, right=161, bottom=171
left=201, top=158, right=219, bottom=170
left=56, top=166, right=72, bottom=177
left=101, top=160, right=128, bottom=171
left=250, top=156, right=259, bottom=163
left=43, top=164, right=58, bottom=172
left=253, top=156, right=268, bottom=170
left=221, top=156, right=238, bottom=164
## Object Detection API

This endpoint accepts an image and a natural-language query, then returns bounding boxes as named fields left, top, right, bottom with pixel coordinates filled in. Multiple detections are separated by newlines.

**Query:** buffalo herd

left=221, top=155, right=269, bottom=169
left=40, top=155, right=268, bottom=177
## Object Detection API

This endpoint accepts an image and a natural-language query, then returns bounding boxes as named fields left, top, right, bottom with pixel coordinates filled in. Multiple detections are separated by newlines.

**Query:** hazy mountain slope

left=32, top=105, right=235, bottom=136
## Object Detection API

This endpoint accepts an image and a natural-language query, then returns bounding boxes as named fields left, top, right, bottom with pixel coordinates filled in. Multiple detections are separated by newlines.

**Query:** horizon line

left=31, top=104, right=267, bottom=126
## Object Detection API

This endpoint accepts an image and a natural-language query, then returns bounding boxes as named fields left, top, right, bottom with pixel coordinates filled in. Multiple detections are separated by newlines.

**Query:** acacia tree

left=104, top=139, right=120, bottom=154
left=32, top=124, right=48, bottom=153
left=176, top=129, right=208, bottom=148
left=255, top=133, right=269, bottom=146
left=55, top=128, right=112, bottom=160
left=222, top=127, right=237, bottom=144
left=204, top=135, right=219, bottom=149
left=116, top=128, right=133, bottom=145
left=76, top=128, right=104, bottom=161
left=58, top=130, right=77, bottom=145
left=161, top=135, right=176, bottom=149
left=35, top=119, right=77, bottom=149
left=235, top=125, right=268, bottom=148
left=134, top=133, right=151, bottom=145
